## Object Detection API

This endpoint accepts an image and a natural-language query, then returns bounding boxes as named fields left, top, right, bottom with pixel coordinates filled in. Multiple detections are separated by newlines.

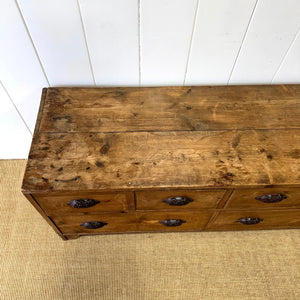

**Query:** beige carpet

left=1, top=160, right=299, bottom=300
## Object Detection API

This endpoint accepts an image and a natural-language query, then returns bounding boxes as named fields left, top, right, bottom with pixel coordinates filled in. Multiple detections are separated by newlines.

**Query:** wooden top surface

left=23, top=85, right=300, bottom=193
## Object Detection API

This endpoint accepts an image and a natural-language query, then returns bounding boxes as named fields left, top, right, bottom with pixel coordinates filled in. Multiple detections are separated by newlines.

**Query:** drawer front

left=135, top=212, right=212, bottom=231
left=35, top=192, right=130, bottom=215
left=207, top=209, right=300, bottom=231
left=52, top=213, right=137, bottom=234
left=53, top=211, right=212, bottom=234
left=226, top=188, right=300, bottom=209
left=136, top=190, right=225, bottom=210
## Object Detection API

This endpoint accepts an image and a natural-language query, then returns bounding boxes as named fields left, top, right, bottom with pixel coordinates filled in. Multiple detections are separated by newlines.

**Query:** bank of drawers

left=33, top=187, right=300, bottom=236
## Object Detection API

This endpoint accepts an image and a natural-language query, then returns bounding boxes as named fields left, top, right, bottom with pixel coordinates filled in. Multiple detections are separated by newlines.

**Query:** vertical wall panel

left=273, top=30, right=300, bottom=84
left=185, top=0, right=257, bottom=85
left=17, top=0, right=94, bottom=86
left=229, top=0, right=300, bottom=84
left=0, top=82, right=32, bottom=158
left=79, top=0, right=139, bottom=86
left=141, top=0, right=197, bottom=86
left=0, top=0, right=48, bottom=132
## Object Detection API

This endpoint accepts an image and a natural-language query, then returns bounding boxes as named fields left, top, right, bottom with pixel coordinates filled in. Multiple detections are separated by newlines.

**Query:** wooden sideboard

left=22, top=85, right=300, bottom=240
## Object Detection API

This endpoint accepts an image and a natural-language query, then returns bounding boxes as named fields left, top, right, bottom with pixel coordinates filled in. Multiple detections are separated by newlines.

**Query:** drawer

left=207, top=209, right=300, bottom=231
left=52, top=213, right=137, bottom=234
left=34, top=192, right=130, bottom=215
left=226, top=188, right=300, bottom=209
left=135, top=212, right=212, bottom=231
left=53, top=211, right=212, bottom=234
left=135, top=190, right=226, bottom=210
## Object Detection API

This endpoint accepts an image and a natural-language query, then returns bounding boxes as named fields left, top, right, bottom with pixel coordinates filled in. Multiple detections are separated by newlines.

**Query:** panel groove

left=0, top=81, right=32, bottom=135
left=183, top=0, right=200, bottom=86
left=15, top=0, right=50, bottom=87
left=76, top=0, right=96, bottom=86
left=271, top=26, right=300, bottom=83
left=227, top=0, right=259, bottom=85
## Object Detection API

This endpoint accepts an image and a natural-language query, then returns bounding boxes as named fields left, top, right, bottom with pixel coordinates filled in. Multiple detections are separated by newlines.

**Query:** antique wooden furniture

left=22, top=85, right=300, bottom=240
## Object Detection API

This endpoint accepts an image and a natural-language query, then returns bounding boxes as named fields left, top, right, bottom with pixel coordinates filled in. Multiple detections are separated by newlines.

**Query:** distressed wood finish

left=207, top=209, right=300, bottom=231
left=52, top=211, right=212, bottom=234
left=22, top=85, right=300, bottom=239
left=35, top=192, right=131, bottom=216
left=40, top=85, right=300, bottom=133
left=23, top=129, right=300, bottom=192
left=136, top=190, right=225, bottom=210
left=225, top=188, right=300, bottom=209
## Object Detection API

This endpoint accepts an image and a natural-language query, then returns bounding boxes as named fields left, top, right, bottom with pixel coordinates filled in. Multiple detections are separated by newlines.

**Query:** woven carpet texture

left=1, top=160, right=299, bottom=299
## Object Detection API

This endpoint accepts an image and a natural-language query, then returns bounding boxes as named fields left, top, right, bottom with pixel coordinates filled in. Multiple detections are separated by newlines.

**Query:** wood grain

left=136, top=189, right=225, bottom=210
left=53, top=211, right=212, bottom=234
left=207, top=209, right=300, bottom=231
left=225, top=187, right=300, bottom=209
left=21, top=85, right=300, bottom=238
left=39, top=85, right=300, bottom=133
left=23, top=129, right=300, bottom=192
left=35, top=192, right=131, bottom=216
left=25, top=194, right=66, bottom=240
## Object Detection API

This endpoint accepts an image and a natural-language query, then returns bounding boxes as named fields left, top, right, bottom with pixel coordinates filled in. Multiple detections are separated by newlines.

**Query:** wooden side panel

left=140, top=0, right=197, bottom=85
left=229, top=0, right=300, bottom=84
left=207, top=209, right=300, bottom=231
left=24, top=194, right=66, bottom=240
left=39, top=86, right=300, bottom=133
left=78, top=0, right=139, bottom=86
left=17, top=0, right=94, bottom=86
left=186, top=0, right=257, bottom=85
left=22, top=129, right=300, bottom=192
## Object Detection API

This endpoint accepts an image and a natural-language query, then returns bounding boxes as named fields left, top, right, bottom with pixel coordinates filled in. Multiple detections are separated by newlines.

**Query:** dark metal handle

left=67, top=198, right=100, bottom=208
left=255, top=194, right=287, bottom=203
left=80, top=221, right=107, bottom=229
left=159, top=219, right=186, bottom=226
left=162, top=196, right=194, bottom=206
left=237, top=217, right=263, bottom=225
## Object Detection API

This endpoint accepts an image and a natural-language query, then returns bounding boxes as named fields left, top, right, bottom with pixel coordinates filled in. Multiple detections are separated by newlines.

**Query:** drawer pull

left=162, top=196, right=194, bottom=206
left=67, top=199, right=100, bottom=208
left=237, top=217, right=263, bottom=225
left=159, top=219, right=186, bottom=226
left=80, top=221, right=107, bottom=229
left=255, top=194, right=287, bottom=203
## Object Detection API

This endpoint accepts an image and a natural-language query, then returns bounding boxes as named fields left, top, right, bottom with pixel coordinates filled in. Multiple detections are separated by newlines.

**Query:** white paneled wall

left=0, top=0, right=48, bottom=132
left=1, top=0, right=300, bottom=158
left=79, top=0, right=139, bottom=86
left=18, top=0, right=94, bottom=86
left=140, top=0, right=197, bottom=85
left=229, top=0, right=300, bottom=84
left=185, top=0, right=258, bottom=85
left=0, top=82, right=32, bottom=158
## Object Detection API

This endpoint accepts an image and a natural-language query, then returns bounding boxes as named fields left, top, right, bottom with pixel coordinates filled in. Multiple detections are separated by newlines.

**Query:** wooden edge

left=64, top=225, right=300, bottom=240
left=33, top=88, right=48, bottom=136
left=216, top=189, right=234, bottom=209
left=22, top=88, right=48, bottom=193
left=23, top=193, right=66, bottom=240
left=21, top=184, right=300, bottom=195
left=203, top=211, right=221, bottom=230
